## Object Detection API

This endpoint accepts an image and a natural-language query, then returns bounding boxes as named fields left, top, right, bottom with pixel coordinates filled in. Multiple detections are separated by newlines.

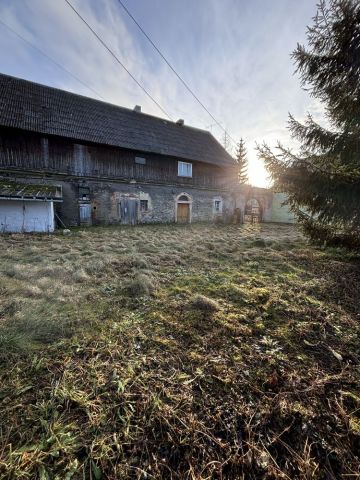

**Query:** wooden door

left=119, top=198, right=139, bottom=225
left=79, top=203, right=92, bottom=226
left=177, top=203, right=190, bottom=223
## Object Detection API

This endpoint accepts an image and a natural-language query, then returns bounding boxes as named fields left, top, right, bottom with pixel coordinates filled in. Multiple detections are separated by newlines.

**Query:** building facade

left=0, top=73, right=294, bottom=232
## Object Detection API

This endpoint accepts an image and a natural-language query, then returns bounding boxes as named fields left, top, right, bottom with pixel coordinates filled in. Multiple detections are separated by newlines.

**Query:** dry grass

left=0, top=223, right=359, bottom=479
left=188, top=294, right=221, bottom=312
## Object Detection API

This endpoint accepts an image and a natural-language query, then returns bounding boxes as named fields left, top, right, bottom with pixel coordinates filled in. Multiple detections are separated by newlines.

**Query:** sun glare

left=247, top=155, right=270, bottom=188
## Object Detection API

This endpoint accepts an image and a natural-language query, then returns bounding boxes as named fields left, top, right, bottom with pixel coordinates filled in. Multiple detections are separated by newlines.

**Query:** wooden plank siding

left=0, top=127, right=233, bottom=190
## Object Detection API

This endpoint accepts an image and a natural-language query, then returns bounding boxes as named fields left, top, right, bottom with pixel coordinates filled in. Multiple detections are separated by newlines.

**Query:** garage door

left=0, top=200, right=54, bottom=233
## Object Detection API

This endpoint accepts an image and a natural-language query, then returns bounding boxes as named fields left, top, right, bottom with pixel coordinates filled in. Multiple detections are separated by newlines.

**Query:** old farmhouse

left=0, top=73, right=294, bottom=232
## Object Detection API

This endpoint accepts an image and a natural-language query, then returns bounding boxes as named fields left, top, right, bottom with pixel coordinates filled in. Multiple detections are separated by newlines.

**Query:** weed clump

left=124, top=273, right=155, bottom=297
left=73, top=268, right=89, bottom=283
left=251, top=238, right=267, bottom=247
left=21, top=285, right=43, bottom=297
left=188, top=294, right=220, bottom=312
left=0, top=315, right=73, bottom=358
left=0, top=330, right=27, bottom=359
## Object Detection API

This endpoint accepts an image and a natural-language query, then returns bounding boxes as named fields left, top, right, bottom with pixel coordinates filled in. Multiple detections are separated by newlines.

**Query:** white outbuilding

left=0, top=180, right=62, bottom=233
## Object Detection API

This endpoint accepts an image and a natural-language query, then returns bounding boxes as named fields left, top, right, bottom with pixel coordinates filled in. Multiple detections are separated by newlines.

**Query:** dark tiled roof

left=0, top=73, right=235, bottom=167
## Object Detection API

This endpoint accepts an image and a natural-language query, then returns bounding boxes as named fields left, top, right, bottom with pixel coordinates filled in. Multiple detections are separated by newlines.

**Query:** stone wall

left=0, top=173, right=296, bottom=228
left=233, top=186, right=296, bottom=224
left=0, top=174, right=234, bottom=227
left=87, top=182, right=234, bottom=225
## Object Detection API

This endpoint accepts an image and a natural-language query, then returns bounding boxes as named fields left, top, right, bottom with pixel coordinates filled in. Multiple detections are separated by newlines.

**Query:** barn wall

left=0, top=200, right=54, bottom=233
left=0, top=128, right=232, bottom=190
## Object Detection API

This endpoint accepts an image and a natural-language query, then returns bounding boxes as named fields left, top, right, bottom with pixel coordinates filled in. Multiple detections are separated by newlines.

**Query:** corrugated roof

left=0, top=73, right=235, bottom=166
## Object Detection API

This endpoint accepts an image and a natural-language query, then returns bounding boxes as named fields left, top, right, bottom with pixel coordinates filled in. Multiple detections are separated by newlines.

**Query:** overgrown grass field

left=0, top=223, right=359, bottom=479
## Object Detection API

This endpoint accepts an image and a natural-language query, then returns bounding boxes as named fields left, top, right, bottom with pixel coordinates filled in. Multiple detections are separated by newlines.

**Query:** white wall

left=0, top=200, right=54, bottom=233
left=270, top=193, right=296, bottom=224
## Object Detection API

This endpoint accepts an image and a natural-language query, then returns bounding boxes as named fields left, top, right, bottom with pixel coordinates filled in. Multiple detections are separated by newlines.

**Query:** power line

left=0, top=18, right=105, bottom=101
left=64, top=0, right=173, bottom=120
left=116, top=0, right=237, bottom=145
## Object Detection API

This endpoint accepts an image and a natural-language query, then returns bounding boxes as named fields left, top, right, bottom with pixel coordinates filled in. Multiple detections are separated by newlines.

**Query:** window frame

left=135, top=156, right=146, bottom=165
left=140, top=199, right=149, bottom=212
left=177, top=161, right=192, bottom=178
left=213, top=198, right=223, bottom=214
left=78, top=186, right=90, bottom=201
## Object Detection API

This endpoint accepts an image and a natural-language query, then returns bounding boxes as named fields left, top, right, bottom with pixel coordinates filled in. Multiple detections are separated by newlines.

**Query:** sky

left=0, top=0, right=325, bottom=187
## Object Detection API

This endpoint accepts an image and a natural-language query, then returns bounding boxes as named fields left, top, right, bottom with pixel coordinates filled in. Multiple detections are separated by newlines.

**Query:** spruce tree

left=236, top=138, right=249, bottom=184
left=257, top=0, right=360, bottom=249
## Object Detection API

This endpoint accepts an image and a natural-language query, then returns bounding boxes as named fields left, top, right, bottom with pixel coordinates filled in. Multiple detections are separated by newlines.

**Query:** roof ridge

left=0, top=71, right=235, bottom=166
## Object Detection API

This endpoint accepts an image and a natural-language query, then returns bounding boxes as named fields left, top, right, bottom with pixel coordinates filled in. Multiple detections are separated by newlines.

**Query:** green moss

left=0, top=179, right=58, bottom=197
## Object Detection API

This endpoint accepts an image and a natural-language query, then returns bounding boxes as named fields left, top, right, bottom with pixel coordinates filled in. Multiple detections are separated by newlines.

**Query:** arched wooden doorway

left=244, top=198, right=262, bottom=223
left=176, top=193, right=192, bottom=223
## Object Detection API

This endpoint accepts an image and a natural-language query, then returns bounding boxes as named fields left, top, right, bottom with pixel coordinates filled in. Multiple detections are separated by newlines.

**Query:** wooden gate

left=244, top=199, right=261, bottom=223
left=177, top=203, right=190, bottom=223
left=119, top=197, right=139, bottom=225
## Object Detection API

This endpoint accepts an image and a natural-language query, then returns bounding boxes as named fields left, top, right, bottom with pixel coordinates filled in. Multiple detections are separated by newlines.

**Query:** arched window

left=178, top=194, right=190, bottom=202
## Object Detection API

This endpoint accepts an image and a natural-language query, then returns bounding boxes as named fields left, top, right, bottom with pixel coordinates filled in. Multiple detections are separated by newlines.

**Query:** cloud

left=0, top=0, right=322, bottom=187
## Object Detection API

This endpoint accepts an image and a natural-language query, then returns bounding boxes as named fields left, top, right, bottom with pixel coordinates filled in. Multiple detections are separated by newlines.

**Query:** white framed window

left=178, top=161, right=192, bottom=177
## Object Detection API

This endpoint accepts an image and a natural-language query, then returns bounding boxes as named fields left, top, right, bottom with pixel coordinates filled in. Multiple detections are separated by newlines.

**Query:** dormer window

left=178, top=161, right=192, bottom=177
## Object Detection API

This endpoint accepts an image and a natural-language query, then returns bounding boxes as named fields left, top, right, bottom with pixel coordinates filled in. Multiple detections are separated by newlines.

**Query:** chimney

left=134, top=105, right=141, bottom=113
left=176, top=118, right=184, bottom=126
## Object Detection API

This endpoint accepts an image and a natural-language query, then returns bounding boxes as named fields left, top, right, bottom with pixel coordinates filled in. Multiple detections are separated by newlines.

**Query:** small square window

left=140, top=200, right=148, bottom=212
left=135, top=156, right=146, bottom=165
left=178, top=161, right=192, bottom=177
left=79, top=186, right=90, bottom=200
left=214, top=200, right=222, bottom=212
